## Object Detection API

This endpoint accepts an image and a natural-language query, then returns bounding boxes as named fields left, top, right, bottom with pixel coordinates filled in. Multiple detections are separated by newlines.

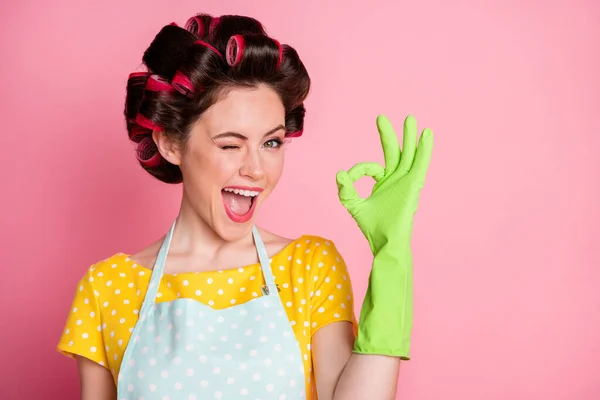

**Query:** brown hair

left=124, top=14, right=311, bottom=183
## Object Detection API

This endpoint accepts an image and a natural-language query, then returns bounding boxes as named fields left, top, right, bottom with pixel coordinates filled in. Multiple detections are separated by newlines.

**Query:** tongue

left=223, top=191, right=252, bottom=215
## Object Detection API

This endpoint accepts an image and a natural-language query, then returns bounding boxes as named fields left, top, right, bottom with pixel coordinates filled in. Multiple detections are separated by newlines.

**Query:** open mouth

left=221, top=187, right=262, bottom=223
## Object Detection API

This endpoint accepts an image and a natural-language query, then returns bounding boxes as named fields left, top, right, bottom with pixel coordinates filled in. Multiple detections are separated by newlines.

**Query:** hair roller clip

left=226, top=35, right=245, bottom=67
left=286, top=128, right=304, bottom=138
left=137, top=137, right=162, bottom=168
left=169, top=22, right=179, bottom=27
left=273, top=39, right=283, bottom=69
left=146, top=75, right=174, bottom=92
left=209, top=16, right=220, bottom=34
left=172, top=71, right=194, bottom=97
left=136, top=113, right=163, bottom=132
left=185, top=16, right=205, bottom=36
left=193, top=40, right=222, bottom=57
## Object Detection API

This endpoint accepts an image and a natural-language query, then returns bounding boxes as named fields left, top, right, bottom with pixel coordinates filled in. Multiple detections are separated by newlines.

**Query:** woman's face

left=178, top=85, right=287, bottom=241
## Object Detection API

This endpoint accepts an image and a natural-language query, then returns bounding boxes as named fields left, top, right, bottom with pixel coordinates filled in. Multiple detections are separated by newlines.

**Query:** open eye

left=264, top=138, right=283, bottom=149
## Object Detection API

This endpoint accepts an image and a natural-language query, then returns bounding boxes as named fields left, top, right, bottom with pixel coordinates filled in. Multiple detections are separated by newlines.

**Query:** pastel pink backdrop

left=1, top=0, right=598, bottom=399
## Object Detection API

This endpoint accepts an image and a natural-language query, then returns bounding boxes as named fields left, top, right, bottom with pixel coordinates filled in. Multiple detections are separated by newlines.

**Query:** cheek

left=264, top=151, right=285, bottom=184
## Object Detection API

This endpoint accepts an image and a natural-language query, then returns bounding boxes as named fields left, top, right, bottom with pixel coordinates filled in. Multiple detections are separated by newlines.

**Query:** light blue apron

left=116, top=221, right=306, bottom=399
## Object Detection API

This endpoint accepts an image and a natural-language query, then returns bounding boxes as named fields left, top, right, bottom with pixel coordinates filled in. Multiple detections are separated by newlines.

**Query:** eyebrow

left=211, top=124, right=286, bottom=140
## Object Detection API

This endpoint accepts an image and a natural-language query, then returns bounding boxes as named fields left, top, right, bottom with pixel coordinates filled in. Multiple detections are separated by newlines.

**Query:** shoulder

left=75, top=253, right=138, bottom=288
left=286, top=234, right=347, bottom=266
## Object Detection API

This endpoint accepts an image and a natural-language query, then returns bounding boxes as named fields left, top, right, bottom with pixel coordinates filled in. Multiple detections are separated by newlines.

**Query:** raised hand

left=336, top=115, right=433, bottom=254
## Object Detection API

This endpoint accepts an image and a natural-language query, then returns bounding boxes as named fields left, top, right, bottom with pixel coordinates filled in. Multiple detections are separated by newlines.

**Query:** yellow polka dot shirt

left=58, top=235, right=356, bottom=399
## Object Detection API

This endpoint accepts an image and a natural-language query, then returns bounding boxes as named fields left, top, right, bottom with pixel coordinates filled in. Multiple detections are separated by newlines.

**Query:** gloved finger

left=347, top=162, right=386, bottom=182
left=376, top=115, right=400, bottom=175
left=336, top=169, right=362, bottom=210
left=397, top=115, right=418, bottom=175
left=412, top=128, right=434, bottom=178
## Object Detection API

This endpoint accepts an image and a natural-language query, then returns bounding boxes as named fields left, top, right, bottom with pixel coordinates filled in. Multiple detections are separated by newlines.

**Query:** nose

left=239, top=148, right=266, bottom=181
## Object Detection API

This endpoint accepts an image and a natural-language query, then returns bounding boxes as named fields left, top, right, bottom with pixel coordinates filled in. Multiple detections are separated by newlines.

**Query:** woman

left=58, top=13, right=433, bottom=400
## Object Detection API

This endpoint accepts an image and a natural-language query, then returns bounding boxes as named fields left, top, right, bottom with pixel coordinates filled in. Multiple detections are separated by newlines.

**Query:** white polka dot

left=266, top=383, right=274, bottom=391
left=228, top=278, right=234, bottom=284
left=290, top=379, right=296, bottom=387
left=239, top=363, right=247, bottom=370
left=118, top=339, right=124, bottom=346
left=213, top=367, right=221, bottom=374
left=201, top=380, right=209, bottom=387
left=230, top=299, right=236, bottom=304
left=90, top=346, right=97, bottom=353
left=173, top=357, right=182, bottom=365
left=253, top=373, right=260, bottom=381
left=199, top=355, right=207, bottom=363
left=195, top=290, right=202, bottom=296
left=207, top=278, right=213, bottom=284
left=120, top=318, right=126, bottom=324
left=183, top=280, right=189, bottom=286
left=174, top=382, right=182, bottom=390
left=208, top=300, right=215, bottom=306
left=111, top=310, right=116, bottom=316
left=139, top=271, right=145, bottom=276
left=240, top=287, right=246, bottom=292
left=150, top=358, right=157, bottom=366
left=334, top=313, right=341, bottom=318
left=240, top=388, right=248, bottom=395
left=82, top=333, right=89, bottom=339
left=227, top=377, right=235, bottom=385
left=137, top=370, right=144, bottom=378
left=218, top=289, right=224, bottom=295
left=68, top=341, right=73, bottom=346
left=149, top=383, right=156, bottom=391
left=128, top=282, right=134, bottom=288
left=189, top=395, right=196, bottom=400
left=214, top=392, right=222, bottom=399
left=318, top=307, right=325, bottom=313
left=187, top=368, right=195, bottom=376
left=106, top=280, right=112, bottom=287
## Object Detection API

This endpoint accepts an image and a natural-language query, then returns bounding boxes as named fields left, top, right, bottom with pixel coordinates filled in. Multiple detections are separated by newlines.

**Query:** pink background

left=2, top=0, right=599, bottom=398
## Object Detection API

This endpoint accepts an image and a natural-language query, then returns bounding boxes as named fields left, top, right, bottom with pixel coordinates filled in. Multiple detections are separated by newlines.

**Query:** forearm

left=333, top=353, right=401, bottom=400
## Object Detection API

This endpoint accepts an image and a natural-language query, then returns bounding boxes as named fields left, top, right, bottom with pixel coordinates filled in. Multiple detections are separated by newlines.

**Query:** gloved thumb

left=336, top=169, right=361, bottom=212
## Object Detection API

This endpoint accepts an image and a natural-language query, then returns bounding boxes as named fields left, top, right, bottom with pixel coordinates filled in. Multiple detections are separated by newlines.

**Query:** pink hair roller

left=137, top=137, right=162, bottom=168
left=226, top=35, right=245, bottom=67
left=286, top=128, right=304, bottom=138
left=130, top=125, right=151, bottom=142
left=273, top=39, right=283, bottom=69
left=136, top=113, right=163, bottom=132
left=172, top=71, right=194, bottom=97
left=128, top=72, right=151, bottom=79
left=169, top=22, right=179, bottom=27
left=194, top=40, right=222, bottom=57
left=184, top=16, right=205, bottom=36
left=146, top=75, right=174, bottom=92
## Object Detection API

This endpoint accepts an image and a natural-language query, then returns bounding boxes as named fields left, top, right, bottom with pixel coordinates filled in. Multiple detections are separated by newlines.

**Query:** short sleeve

left=309, top=240, right=357, bottom=336
left=57, top=266, right=109, bottom=368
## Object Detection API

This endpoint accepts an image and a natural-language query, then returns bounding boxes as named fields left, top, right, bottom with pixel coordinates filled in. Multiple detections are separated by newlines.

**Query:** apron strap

left=252, top=225, right=278, bottom=296
left=138, top=220, right=176, bottom=318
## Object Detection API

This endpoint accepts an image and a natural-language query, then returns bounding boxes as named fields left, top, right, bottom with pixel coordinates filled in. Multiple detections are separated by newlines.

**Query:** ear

left=152, top=131, right=182, bottom=166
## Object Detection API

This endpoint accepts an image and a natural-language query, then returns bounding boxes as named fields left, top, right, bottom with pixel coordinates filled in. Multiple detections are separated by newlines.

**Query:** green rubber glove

left=336, top=114, right=433, bottom=359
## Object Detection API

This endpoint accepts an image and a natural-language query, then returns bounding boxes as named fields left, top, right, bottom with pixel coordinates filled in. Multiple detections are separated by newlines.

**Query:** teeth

left=223, top=188, right=260, bottom=197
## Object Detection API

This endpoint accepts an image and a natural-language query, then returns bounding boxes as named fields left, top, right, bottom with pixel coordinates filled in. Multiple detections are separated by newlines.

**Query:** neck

left=169, top=188, right=256, bottom=258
